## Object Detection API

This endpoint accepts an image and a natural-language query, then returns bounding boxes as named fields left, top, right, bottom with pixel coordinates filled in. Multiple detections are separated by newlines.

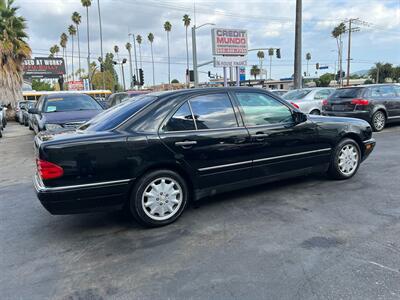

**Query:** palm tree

left=114, top=45, right=122, bottom=86
left=136, top=35, right=143, bottom=69
left=332, top=23, right=346, bottom=86
left=81, top=0, right=92, bottom=86
left=125, top=42, right=134, bottom=87
left=0, top=0, right=31, bottom=108
left=250, top=65, right=260, bottom=79
left=182, top=14, right=191, bottom=87
left=164, top=21, right=172, bottom=84
left=72, top=12, right=82, bottom=77
left=68, top=25, right=77, bottom=81
left=305, top=52, right=311, bottom=76
left=257, top=51, right=264, bottom=79
left=60, top=33, right=68, bottom=81
left=49, top=46, right=56, bottom=58
left=268, top=48, right=274, bottom=80
left=148, top=33, right=155, bottom=86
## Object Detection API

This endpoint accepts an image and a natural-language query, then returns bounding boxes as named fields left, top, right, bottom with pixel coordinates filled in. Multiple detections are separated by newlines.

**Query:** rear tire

left=371, top=110, right=386, bottom=132
left=328, top=138, right=361, bottom=180
left=129, top=170, right=189, bottom=227
left=309, top=109, right=320, bottom=115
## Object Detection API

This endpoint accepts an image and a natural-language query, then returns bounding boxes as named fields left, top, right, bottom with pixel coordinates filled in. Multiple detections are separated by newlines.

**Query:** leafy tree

left=92, top=70, right=115, bottom=90
left=392, top=66, right=400, bottom=82
left=368, top=62, right=393, bottom=83
left=0, top=0, right=32, bottom=107
left=171, top=79, right=179, bottom=83
left=314, top=73, right=333, bottom=87
left=250, top=65, right=260, bottom=79
left=32, top=79, right=54, bottom=91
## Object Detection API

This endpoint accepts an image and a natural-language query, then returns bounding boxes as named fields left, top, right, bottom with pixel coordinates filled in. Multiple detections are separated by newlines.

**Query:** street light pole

left=129, top=33, right=139, bottom=86
left=97, top=0, right=105, bottom=89
left=293, top=0, right=302, bottom=88
left=192, top=23, right=215, bottom=88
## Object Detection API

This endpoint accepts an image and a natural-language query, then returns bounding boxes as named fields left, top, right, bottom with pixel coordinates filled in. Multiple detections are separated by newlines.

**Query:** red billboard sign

left=23, top=57, right=65, bottom=78
left=211, top=28, right=248, bottom=56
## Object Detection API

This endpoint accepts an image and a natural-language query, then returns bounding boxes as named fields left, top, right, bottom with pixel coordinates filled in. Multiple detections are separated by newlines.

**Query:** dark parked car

left=29, top=93, right=104, bottom=134
left=322, top=84, right=400, bottom=131
left=15, top=101, right=27, bottom=124
left=22, top=100, right=36, bottom=127
left=33, top=88, right=375, bottom=227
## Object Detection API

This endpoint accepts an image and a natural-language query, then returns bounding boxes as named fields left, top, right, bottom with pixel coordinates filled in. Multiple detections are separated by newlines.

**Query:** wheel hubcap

left=338, top=144, right=359, bottom=176
left=374, top=112, right=385, bottom=130
left=142, top=177, right=183, bottom=221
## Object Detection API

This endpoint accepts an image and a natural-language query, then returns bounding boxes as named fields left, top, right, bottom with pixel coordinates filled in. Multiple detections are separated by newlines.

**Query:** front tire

left=129, top=170, right=189, bottom=227
left=371, top=110, right=386, bottom=132
left=328, top=138, right=361, bottom=180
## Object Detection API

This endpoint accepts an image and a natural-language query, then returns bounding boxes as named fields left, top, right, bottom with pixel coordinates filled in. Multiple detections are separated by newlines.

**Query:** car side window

left=189, top=93, right=238, bottom=130
left=393, top=86, right=400, bottom=97
left=369, top=87, right=382, bottom=97
left=235, top=92, right=293, bottom=126
left=314, top=90, right=331, bottom=100
left=379, top=86, right=396, bottom=97
left=163, top=102, right=196, bottom=131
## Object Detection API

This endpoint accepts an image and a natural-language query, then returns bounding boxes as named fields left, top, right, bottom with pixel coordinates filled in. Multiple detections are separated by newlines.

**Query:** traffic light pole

left=191, top=26, right=198, bottom=87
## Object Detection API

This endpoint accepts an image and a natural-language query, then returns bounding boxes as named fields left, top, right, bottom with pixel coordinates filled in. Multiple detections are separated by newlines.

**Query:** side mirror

left=28, top=108, right=39, bottom=114
left=293, top=110, right=307, bottom=124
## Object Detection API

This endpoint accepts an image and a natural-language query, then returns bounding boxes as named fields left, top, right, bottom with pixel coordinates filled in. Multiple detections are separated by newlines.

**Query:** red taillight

left=290, top=102, right=300, bottom=109
left=351, top=98, right=369, bottom=105
left=37, top=159, right=64, bottom=180
left=322, top=99, right=328, bottom=106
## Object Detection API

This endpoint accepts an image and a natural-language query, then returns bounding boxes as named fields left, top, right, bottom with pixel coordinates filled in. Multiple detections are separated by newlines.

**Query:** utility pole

left=97, top=0, right=105, bottom=89
left=346, top=18, right=362, bottom=86
left=293, top=0, right=302, bottom=89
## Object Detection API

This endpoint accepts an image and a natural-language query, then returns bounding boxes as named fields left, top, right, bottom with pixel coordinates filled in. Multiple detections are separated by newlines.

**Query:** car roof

left=339, top=84, right=400, bottom=89
left=46, top=93, right=91, bottom=99
left=147, top=87, right=267, bottom=98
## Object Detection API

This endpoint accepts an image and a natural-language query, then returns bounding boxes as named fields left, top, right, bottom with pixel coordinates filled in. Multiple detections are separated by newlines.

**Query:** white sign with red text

left=211, top=28, right=248, bottom=56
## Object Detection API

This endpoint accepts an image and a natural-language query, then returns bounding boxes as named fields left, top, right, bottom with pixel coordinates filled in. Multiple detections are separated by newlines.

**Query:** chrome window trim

left=34, top=174, right=131, bottom=192
left=198, top=148, right=332, bottom=172
left=160, top=126, right=247, bottom=134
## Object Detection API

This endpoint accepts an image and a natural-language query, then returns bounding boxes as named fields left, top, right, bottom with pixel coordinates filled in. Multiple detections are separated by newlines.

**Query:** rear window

left=331, top=88, right=362, bottom=98
left=282, top=89, right=312, bottom=100
left=79, top=95, right=157, bottom=131
left=44, top=94, right=102, bottom=112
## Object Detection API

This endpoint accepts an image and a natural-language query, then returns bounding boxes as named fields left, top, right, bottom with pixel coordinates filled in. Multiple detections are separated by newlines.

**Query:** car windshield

left=19, top=102, right=27, bottom=108
left=43, top=94, right=103, bottom=113
left=282, top=89, right=312, bottom=100
left=331, top=88, right=362, bottom=98
left=79, top=95, right=157, bottom=132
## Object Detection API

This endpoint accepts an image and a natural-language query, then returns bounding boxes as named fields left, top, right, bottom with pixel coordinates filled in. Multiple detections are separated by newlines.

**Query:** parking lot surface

left=1, top=122, right=400, bottom=300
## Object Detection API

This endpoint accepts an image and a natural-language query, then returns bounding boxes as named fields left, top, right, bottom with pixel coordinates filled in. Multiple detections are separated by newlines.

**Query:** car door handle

left=175, top=140, right=197, bottom=149
left=252, top=133, right=269, bottom=141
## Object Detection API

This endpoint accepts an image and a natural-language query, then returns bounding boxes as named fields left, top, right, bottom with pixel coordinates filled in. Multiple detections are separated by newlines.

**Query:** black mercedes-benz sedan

left=34, top=87, right=376, bottom=227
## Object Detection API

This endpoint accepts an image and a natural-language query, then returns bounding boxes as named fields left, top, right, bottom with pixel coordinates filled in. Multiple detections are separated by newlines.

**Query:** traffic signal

left=316, top=63, right=320, bottom=70
left=208, top=71, right=211, bottom=77
left=133, top=74, right=137, bottom=86
left=189, top=70, right=194, bottom=82
left=276, top=48, right=281, bottom=59
left=100, top=63, right=104, bottom=72
left=139, top=68, right=144, bottom=86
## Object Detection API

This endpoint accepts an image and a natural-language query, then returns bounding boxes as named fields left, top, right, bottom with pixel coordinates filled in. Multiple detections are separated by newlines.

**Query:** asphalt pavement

left=1, top=122, right=400, bottom=300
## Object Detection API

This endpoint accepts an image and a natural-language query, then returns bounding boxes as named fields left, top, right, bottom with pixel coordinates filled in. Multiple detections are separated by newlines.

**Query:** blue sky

left=18, top=0, right=400, bottom=86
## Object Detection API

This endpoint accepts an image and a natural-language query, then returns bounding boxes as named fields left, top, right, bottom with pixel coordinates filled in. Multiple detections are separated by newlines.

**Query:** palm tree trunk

left=128, top=48, right=133, bottom=88
left=64, top=48, right=69, bottom=82
left=151, top=42, right=155, bottom=86
left=77, top=26, right=81, bottom=78
left=167, top=32, right=170, bottom=84
left=185, top=26, right=189, bottom=87
left=71, top=36, right=75, bottom=81
left=139, top=44, right=142, bottom=69
left=269, top=55, right=272, bottom=80
left=86, top=6, right=91, bottom=89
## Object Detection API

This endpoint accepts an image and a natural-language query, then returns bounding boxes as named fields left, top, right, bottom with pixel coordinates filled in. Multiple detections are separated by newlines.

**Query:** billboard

left=23, top=57, right=65, bottom=79
left=67, top=80, right=84, bottom=91
left=214, top=56, right=247, bottom=68
left=212, top=28, right=248, bottom=56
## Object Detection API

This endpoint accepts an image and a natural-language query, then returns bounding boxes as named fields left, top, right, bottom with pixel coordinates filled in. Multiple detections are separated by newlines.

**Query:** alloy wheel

left=373, top=111, right=385, bottom=131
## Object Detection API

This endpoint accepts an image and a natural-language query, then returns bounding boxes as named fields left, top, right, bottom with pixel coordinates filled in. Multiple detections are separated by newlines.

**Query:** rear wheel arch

left=339, top=133, right=365, bottom=158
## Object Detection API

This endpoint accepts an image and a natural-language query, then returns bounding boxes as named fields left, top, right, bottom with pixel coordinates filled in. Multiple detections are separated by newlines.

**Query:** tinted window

left=189, top=94, right=238, bottom=130
left=80, top=95, right=157, bottom=131
left=331, top=88, right=362, bottom=98
left=282, top=89, right=312, bottom=100
left=236, top=92, right=293, bottom=126
left=163, top=102, right=196, bottom=131
left=379, top=86, right=396, bottom=97
left=44, top=94, right=102, bottom=112
left=393, top=86, right=400, bottom=97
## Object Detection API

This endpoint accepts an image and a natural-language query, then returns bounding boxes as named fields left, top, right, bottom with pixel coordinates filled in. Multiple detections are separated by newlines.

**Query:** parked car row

left=0, top=105, right=7, bottom=138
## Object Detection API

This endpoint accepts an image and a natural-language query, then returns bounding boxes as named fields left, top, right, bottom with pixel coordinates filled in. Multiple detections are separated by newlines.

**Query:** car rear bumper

left=362, top=138, right=376, bottom=161
left=34, top=174, right=132, bottom=214
left=322, top=110, right=371, bottom=123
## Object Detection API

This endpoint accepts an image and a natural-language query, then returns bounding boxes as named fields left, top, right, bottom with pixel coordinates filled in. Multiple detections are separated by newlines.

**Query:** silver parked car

left=282, top=88, right=335, bottom=115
